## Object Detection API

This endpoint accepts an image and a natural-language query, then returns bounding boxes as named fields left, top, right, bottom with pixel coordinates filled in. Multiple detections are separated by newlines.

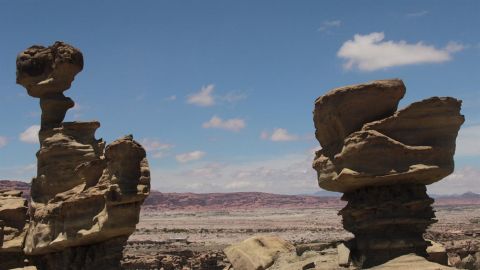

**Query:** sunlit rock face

left=312, top=79, right=464, bottom=268
left=17, top=42, right=150, bottom=270
left=0, top=190, right=29, bottom=269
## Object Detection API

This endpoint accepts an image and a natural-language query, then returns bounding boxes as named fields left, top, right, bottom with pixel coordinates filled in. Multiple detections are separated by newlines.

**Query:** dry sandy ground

left=125, top=205, right=480, bottom=260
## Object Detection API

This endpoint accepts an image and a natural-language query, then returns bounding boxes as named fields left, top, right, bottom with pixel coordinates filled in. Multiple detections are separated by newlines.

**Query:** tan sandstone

left=312, top=79, right=463, bottom=268
left=16, top=42, right=150, bottom=270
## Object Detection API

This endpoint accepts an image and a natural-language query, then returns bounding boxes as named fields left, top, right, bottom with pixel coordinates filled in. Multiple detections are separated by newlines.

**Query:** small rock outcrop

left=16, top=42, right=150, bottom=270
left=312, top=79, right=464, bottom=268
left=224, top=235, right=296, bottom=270
left=0, top=190, right=29, bottom=269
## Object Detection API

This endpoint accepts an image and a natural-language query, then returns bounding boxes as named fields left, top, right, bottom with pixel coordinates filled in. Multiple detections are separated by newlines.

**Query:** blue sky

left=0, top=1, right=479, bottom=194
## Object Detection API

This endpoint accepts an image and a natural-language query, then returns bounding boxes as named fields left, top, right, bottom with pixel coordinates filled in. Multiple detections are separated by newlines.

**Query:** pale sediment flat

left=127, top=205, right=480, bottom=254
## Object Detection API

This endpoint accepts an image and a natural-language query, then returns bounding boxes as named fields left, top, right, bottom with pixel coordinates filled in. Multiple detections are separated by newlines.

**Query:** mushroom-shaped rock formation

left=312, top=79, right=464, bottom=268
left=16, top=42, right=150, bottom=270
left=0, top=190, right=29, bottom=269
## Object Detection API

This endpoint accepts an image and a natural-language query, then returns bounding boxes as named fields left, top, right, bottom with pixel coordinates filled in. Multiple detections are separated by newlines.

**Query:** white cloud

left=260, top=131, right=270, bottom=140
left=71, top=103, right=82, bottom=111
left=406, top=10, right=428, bottom=17
left=318, top=20, right=341, bottom=32
left=220, top=92, right=247, bottom=103
left=176, top=151, right=206, bottom=163
left=337, top=32, right=465, bottom=71
left=0, top=163, right=36, bottom=180
left=0, top=136, right=7, bottom=148
left=19, top=125, right=40, bottom=144
left=428, top=166, right=480, bottom=195
left=187, top=84, right=215, bottom=107
left=141, top=138, right=174, bottom=159
left=445, top=42, right=465, bottom=53
left=455, top=125, right=480, bottom=157
left=202, top=116, right=246, bottom=132
left=151, top=149, right=321, bottom=194
left=181, top=163, right=226, bottom=179
left=165, top=95, right=177, bottom=101
left=261, top=128, right=299, bottom=142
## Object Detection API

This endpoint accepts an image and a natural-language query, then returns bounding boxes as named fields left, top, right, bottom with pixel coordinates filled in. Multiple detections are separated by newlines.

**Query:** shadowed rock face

left=16, top=42, right=150, bottom=270
left=312, top=79, right=463, bottom=268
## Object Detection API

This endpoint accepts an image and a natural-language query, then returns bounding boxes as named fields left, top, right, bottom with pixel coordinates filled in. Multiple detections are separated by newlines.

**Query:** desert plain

left=123, top=196, right=480, bottom=269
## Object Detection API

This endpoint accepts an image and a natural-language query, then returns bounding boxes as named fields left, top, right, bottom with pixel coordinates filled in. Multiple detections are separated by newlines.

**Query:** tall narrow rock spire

left=16, top=42, right=150, bottom=270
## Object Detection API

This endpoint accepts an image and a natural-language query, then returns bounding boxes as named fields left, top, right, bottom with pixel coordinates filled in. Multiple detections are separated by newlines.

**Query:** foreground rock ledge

left=0, top=190, right=28, bottom=269
left=15, top=41, right=150, bottom=270
left=312, top=79, right=463, bottom=268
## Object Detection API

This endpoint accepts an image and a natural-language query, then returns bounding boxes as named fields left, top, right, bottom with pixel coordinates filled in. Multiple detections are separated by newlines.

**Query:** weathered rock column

left=17, top=42, right=150, bottom=270
left=340, top=184, right=436, bottom=266
left=312, top=79, right=464, bottom=268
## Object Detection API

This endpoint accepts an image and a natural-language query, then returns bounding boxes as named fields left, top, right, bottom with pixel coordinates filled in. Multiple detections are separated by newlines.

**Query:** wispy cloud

left=220, top=91, right=247, bottom=103
left=202, top=116, right=246, bottom=132
left=0, top=136, right=7, bottom=148
left=135, top=93, right=146, bottom=101
left=406, top=10, right=428, bottom=18
left=428, top=166, right=480, bottom=195
left=0, top=163, right=36, bottom=180
left=261, top=128, right=299, bottom=142
left=141, top=138, right=174, bottom=159
left=187, top=85, right=247, bottom=107
left=455, top=124, right=480, bottom=157
left=337, top=32, right=465, bottom=71
left=19, top=125, right=40, bottom=144
left=165, top=95, right=177, bottom=101
left=181, top=162, right=226, bottom=179
left=318, top=20, right=341, bottom=32
left=70, top=102, right=85, bottom=120
left=187, top=84, right=215, bottom=107
left=176, top=151, right=206, bottom=163
left=151, top=149, right=320, bottom=194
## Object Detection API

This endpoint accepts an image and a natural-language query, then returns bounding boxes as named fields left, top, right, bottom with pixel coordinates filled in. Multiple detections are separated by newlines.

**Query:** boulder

left=16, top=41, right=83, bottom=98
left=426, top=240, right=448, bottom=265
left=313, top=79, right=405, bottom=158
left=337, top=243, right=350, bottom=267
left=224, top=235, right=295, bottom=270
left=367, top=254, right=454, bottom=269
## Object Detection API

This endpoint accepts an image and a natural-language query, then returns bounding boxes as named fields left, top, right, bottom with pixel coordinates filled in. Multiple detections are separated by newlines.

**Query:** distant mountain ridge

left=1, top=180, right=479, bottom=210
left=143, top=191, right=342, bottom=210
left=431, top=191, right=480, bottom=199
left=0, top=180, right=30, bottom=198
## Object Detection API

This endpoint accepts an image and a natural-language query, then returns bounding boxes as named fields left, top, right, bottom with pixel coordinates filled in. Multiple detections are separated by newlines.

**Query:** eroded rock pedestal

left=312, top=79, right=464, bottom=268
left=16, top=42, right=150, bottom=270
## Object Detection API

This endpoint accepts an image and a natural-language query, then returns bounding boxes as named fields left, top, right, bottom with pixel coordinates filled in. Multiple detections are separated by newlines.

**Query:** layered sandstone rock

left=16, top=42, right=150, bottom=270
left=0, top=190, right=29, bottom=269
left=312, top=79, right=463, bottom=268
left=224, top=235, right=296, bottom=270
